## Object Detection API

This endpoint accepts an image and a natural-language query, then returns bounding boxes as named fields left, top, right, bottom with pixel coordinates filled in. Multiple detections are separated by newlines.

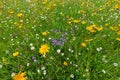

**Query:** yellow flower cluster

left=114, top=4, right=120, bottom=9
left=8, top=9, right=14, bottom=14
left=72, top=19, right=80, bottom=23
left=17, top=13, right=23, bottom=17
left=110, top=26, right=120, bottom=35
left=110, top=26, right=118, bottom=31
left=81, top=38, right=93, bottom=47
left=86, top=25, right=103, bottom=33
left=116, top=38, right=120, bottom=41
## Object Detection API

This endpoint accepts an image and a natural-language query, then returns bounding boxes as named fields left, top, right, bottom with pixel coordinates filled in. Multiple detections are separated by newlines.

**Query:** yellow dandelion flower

left=14, top=22, right=18, bottom=25
left=9, top=9, right=14, bottom=14
left=86, top=26, right=96, bottom=33
left=105, top=23, right=108, bottom=27
left=86, top=26, right=92, bottom=30
left=13, top=52, right=19, bottom=57
left=110, top=26, right=115, bottom=30
left=13, top=72, right=26, bottom=80
left=81, top=2, right=85, bottom=6
left=17, top=13, right=23, bottom=17
left=81, top=21, right=86, bottom=25
left=110, top=26, right=118, bottom=31
left=116, top=38, right=120, bottom=41
left=46, top=7, right=50, bottom=10
left=19, top=24, right=23, bottom=28
left=72, top=20, right=80, bottom=23
left=2, top=57, right=5, bottom=62
left=90, top=29, right=96, bottom=32
left=42, top=1, right=47, bottom=5
left=63, top=61, right=68, bottom=66
left=93, top=12, right=97, bottom=15
left=67, top=21, right=71, bottom=24
left=114, top=4, right=120, bottom=9
left=94, top=27, right=103, bottom=31
left=99, top=8, right=103, bottom=11
left=52, top=3, right=56, bottom=7
left=85, top=39, right=93, bottom=42
left=81, top=42, right=86, bottom=47
left=116, top=31, right=120, bottom=35
left=42, top=32, right=47, bottom=36
left=39, top=44, right=50, bottom=57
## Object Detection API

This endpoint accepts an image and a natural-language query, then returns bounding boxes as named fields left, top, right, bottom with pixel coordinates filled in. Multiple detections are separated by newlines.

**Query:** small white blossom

left=86, top=69, right=89, bottom=72
left=70, top=61, right=72, bottom=64
left=27, top=63, right=30, bottom=67
left=87, top=48, right=89, bottom=50
left=61, top=53, right=64, bottom=56
left=67, top=58, right=69, bottom=60
left=37, top=69, right=40, bottom=73
left=0, top=65, right=2, bottom=68
left=83, top=74, right=86, bottom=77
left=75, top=65, right=78, bottom=67
left=5, top=50, right=9, bottom=54
left=96, top=47, right=102, bottom=52
left=70, top=74, right=74, bottom=78
left=37, top=37, right=39, bottom=39
left=102, top=69, right=106, bottom=74
left=29, top=43, right=33, bottom=46
left=41, top=66, right=45, bottom=70
left=57, top=49, right=61, bottom=53
left=42, top=38, right=45, bottom=41
left=78, top=53, right=81, bottom=55
left=43, top=70, right=46, bottom=76
left=48, top=37, right=51, bottom=40
left=72, top=37, right=76, bottom=41
left=3, top=37, right=5, bottom=40
left=31, top=46, right=35, bottom=50
left=26, top=0, right=31, bottom=2
left=113, top=63, right=118, bottom=67
left=11, top=39, right=14, bottom=41
left=68, top=48, right=72, bottom=51
left=11, top=72, right=15, bottom=77
left=71, top=50, right=74, bottom=53
left=102, top=56, right=107, bottom=63
left=76, top=69, right=78, bottom=72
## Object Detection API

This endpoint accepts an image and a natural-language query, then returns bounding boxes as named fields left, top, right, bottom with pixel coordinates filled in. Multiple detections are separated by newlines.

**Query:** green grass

left=0, top=0, right=120, bottom=80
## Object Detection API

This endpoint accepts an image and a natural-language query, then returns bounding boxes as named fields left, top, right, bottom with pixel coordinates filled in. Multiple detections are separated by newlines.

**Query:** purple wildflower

left=52, top=38, right=57, bottom=45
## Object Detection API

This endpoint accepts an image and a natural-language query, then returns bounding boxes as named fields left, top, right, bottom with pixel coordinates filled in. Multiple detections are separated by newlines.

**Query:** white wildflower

left=0, top=65, right=2, bottom=68
left=57, top=49, right=61, bottom=53
left=27, top=63, right=30, bottom=67
left=102, top=69, right=106, bottom=74
left=31, top=46, right=35, bottom=50
left=96, top=47, right=102, bottom=52
left=70, top=74, right=74, bottom=78
left=41, top=66, right=45, bottom=70
left=43, top=70, right=46, bottom=76
left=29, top=43, right=33, bottom=46
left=61, top=53, right=64, bottom=56
left=37, top=69, right=40, bottom=73
left=11, top=72, right=15, bottom=77
left=113, top=63, right=118, bottom=67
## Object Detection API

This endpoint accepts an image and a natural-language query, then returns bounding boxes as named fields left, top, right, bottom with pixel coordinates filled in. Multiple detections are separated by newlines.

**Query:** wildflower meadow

left=0, top=0, right=120, bottom=80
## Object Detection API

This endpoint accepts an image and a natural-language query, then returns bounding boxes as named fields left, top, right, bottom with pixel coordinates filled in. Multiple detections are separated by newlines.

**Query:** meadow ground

left=0, top=0, right=120, bottom=80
